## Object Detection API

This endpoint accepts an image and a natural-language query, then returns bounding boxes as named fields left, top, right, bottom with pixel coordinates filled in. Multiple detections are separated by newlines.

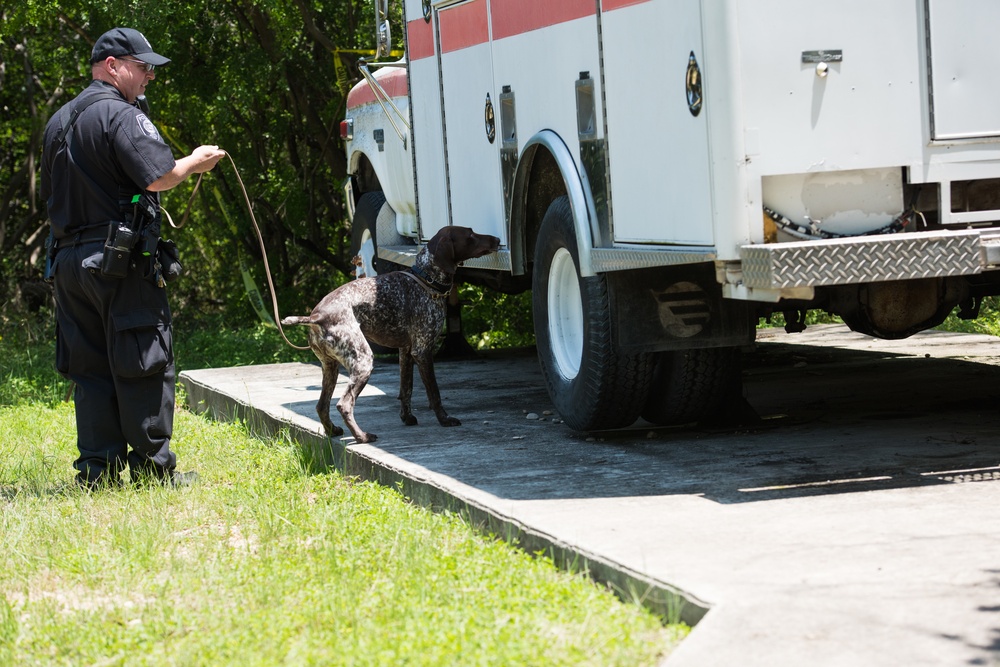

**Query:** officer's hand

left=190, top=145, right=226, bottom=173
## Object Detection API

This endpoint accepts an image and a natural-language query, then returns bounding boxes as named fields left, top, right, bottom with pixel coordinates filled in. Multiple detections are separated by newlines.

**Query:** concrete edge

left=179, top=370, right=711, bottom=627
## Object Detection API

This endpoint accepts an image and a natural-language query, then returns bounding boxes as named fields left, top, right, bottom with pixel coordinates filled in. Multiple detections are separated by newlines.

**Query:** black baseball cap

left=90, top=27, right=171, bottom=66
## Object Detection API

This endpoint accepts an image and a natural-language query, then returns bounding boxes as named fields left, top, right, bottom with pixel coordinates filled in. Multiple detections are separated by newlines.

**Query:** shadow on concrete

left=314, top=342, right=1000, bottom=505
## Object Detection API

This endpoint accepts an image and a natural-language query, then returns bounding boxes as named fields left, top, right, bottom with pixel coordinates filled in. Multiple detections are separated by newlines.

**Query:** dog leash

left=166, top=152, right=309, bottom=351
left=161, top=172, right=202, bottom=230
left=223, top=152, right=311, bottom=350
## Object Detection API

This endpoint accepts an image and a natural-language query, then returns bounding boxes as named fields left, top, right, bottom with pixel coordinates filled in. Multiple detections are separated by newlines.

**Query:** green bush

left=940, top=295, right=1000, bottom=337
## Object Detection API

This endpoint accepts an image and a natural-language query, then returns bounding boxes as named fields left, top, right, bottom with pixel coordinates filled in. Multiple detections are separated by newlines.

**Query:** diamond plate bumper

left=740, top=230, right=988, bottom=289
left=983, top=233, right=1000, bottom=267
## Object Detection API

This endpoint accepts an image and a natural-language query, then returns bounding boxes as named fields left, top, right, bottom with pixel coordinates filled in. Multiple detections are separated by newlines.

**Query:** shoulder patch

left=135, top=113, right=160, bottom=140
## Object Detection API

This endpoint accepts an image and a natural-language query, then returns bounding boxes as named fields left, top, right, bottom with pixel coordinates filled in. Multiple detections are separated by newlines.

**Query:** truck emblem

left=686, top=51, right=703, bottom=117
left=652, top=282, right=709, bottom=338
left=485, top=93, right=496, bottom=144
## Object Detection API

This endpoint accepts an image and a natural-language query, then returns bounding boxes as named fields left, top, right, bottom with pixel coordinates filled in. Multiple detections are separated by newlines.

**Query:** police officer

left=41, top=27, right=225, bottom=489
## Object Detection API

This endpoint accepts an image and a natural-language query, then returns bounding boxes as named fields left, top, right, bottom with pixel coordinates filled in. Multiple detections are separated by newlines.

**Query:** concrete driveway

left=180, top=324, right=1000, bottom=666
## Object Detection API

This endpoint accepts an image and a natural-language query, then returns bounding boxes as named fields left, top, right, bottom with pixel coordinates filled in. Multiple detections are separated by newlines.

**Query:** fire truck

left=341, top=0, right=1000, bottom=431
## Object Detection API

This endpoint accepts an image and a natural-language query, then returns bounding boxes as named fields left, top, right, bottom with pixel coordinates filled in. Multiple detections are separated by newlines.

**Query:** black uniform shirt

left=41, top=80, right=176, bottom=239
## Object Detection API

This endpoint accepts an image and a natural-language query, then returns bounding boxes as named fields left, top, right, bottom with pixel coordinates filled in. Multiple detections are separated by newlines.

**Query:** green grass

left=0, top=315, right=686, bottom=666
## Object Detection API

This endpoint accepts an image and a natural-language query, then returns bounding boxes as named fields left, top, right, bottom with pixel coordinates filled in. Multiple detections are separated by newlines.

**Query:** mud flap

left=607, top=263, right=753, bottom=354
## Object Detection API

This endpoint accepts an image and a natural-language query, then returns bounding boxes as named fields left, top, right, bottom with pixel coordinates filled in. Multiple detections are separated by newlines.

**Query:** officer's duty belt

left=53, top=226, right=110, bottom=249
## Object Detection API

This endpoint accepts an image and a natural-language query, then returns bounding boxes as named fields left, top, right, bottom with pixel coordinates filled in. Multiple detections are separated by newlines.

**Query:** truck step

left=379, top=245, right=513, bottom=271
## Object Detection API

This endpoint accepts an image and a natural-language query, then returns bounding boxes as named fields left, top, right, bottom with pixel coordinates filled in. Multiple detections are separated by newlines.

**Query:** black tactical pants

left=52, top=239, right=176, bottom=484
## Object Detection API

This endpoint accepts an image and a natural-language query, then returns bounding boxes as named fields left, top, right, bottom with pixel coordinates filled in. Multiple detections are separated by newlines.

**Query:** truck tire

left=532, top=196, right=653, bottom=431
left=350, top=191, right=407, bottom=278
left=641, top=346, right=742, bottom=425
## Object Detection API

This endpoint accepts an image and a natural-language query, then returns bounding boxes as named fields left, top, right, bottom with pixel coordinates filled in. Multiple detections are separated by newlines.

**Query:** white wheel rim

left=547, top=247, right=583, bottom=380
left=358, top=230, right=378, bottom=278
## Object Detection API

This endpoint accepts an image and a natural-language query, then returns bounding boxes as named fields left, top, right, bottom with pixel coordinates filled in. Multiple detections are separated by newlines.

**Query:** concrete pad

left=179, top=324, right=1000, bottom=666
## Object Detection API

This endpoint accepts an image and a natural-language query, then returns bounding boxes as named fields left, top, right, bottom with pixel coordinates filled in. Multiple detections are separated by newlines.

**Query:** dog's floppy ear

left=427, top=227, right=459, bottom=274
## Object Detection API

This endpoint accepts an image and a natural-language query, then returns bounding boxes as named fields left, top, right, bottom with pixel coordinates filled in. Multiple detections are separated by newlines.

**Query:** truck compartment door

left=407, top=7, right=449, bottom=239
left=927, top=0, right=1000, bottom=140
left=436, top=0, right=507, bottom=243
left=601, top=0, right=714, bottom=246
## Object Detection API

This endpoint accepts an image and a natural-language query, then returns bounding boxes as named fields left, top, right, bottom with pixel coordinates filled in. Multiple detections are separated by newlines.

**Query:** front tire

left=532, top=196, right=652, bottom=431
left=350, top=191, right=407, bottom=354
left=350, top=191, right=407, bottom=278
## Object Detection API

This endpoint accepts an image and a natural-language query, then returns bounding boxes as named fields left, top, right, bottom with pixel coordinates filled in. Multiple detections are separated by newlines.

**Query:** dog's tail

left=280, top=315, right=315, bottom=326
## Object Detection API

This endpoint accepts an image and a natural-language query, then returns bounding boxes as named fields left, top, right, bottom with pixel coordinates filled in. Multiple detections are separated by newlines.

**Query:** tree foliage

left=1, top=0, right=385, bottom=323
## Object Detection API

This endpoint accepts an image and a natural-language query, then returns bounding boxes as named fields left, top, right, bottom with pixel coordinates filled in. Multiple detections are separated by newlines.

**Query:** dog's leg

left=336, top=335, right=377, bottom=443
left=316, top=357, right=345, bottom=438
left=413, top=350, right=461, bottom=427
left=397, top=346, right=418, bottom=426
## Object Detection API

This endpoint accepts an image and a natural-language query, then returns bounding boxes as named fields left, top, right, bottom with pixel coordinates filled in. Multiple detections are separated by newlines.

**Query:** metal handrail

left=358, top=58, right=410, bottom=147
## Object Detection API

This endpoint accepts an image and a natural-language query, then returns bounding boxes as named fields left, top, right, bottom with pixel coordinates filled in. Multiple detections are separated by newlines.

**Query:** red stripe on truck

left=407, top=16, right=435, bottom=61
left=491, top=0, right=595, bottom=40
left=406, top=0, right=645, bottom=62
left=439, top=0, right=489, bottom=54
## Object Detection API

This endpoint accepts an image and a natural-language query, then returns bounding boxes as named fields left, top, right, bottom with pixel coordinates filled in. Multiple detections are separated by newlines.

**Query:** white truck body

left=343, top=0, right=1000, bottom=430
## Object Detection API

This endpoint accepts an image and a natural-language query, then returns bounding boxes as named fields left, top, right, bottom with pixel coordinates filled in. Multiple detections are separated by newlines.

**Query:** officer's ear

left=93, top=57, right=116, bottom=75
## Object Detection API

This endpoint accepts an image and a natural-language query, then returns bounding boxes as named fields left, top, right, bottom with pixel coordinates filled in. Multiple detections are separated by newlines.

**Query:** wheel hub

left=547, top=247, right=584, bottom=380
left=358, top=230, right=378, bottom=278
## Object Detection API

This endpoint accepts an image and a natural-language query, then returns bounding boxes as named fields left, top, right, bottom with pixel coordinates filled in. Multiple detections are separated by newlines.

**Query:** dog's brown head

left=426, top=226, right=501, bottom=275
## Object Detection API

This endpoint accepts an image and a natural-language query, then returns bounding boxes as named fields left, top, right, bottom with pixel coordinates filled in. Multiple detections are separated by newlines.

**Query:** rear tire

left=350, top=191, right=407, bottom=354
left=641, top=347, right=742, bottom=425
left=532, top=196, right=652, bottom=431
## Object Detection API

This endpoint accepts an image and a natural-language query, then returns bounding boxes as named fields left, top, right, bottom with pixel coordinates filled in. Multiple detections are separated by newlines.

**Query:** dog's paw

left=401, top=413, right=418, bottom=426
left=438, top=416, right=461, bottom=427
left=357, top=432, right=378, bottom=443
left=324, top=424, right=345, bottom=437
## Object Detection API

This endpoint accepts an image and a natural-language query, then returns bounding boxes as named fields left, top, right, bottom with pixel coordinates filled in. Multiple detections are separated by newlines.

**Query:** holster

left=157, top=239, right=182, bottom=282
left=124, top=191, right=162, bottom=281
left=135, top=223, right=159, bottom=280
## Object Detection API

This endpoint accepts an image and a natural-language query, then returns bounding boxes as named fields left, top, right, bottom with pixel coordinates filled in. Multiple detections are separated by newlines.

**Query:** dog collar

left=408, top=265, right=452, bottom=295
left=404, top=267, right=452, bottom=299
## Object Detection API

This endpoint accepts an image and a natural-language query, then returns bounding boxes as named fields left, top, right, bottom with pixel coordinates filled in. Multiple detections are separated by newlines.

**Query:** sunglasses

left=119, top=57, right=155, bottom=73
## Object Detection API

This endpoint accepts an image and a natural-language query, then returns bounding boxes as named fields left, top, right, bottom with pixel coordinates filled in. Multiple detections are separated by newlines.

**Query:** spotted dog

left=283, top=225, right=501, bottom=443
